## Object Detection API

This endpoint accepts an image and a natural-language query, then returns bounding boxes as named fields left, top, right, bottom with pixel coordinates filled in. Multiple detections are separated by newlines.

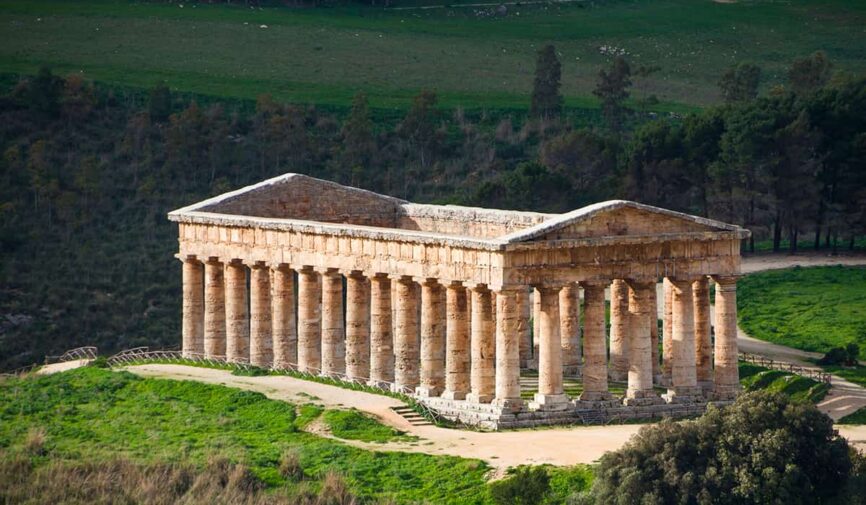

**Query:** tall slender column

left=664, top=278, right=701, bottom=402
left=693, top=276, right=713, bottom=388
left=321, top=270, right=345, bottom=376
left=271, top=264, right=296, bottom=369
left=443, top=282, right=470, bottom=400
left=662, top=277, right=674, bottom=385
left=650, top=283, right=660, bottom=380
left=531, top=285, right=568, bottom=410
left=517, top=288, right=532, bottom=368
left=203, top=258, right=225, bottom=358
left=346, top=271, right=370, bottom=381
left=181, top=256, right=204, bottom=357
left=532, top=289, right=541, bottom=367
left=368, top=274, right=394, bottom=386
left=493, top=288, right=522, bottom=410
left=394, top=276, right=419, bottom=392
left=713, top=276, right=740, bottom=400
left=224, top=260, right=249, bottom=363
left=609, top=279, right=630, bottom=382
left=560, top=283, right=581, bottom=375
left=249, top=262, right=273, bottom=368
left=579, top=282, right=612, bottom=401
left=624, top=280, right=660, bottom=404
left=297, top=267, right=321, bottom=373
left=418, top=279, right=446, bottom=397
left=467, top=285, right=495, bottom=403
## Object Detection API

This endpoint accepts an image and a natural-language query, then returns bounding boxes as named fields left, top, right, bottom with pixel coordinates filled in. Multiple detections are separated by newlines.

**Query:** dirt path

left=125, top=364, right=642, bottom=470
left=740, top=251, right=866, bottom=274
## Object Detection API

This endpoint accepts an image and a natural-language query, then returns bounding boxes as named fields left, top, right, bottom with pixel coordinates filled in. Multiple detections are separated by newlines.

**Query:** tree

left=397, top=89, right=440, bottom=169
left=490, top=466, right=550, bottom=505
left=593, top=56, right=632, bottom=132
left=718, top=63, right=762, bottom=103
left=26, top=66, right=63, bottom=118
left=589, top=391, right=852, bottom=504
left=539, top=129, right=619, bottom=206
left=340, top=92, right=375, bottom=186
left=530, top=45, right=563, bottom=119
left=789, top=51, right=833, bottom=96
left=148, top=84, right=172, bottom=123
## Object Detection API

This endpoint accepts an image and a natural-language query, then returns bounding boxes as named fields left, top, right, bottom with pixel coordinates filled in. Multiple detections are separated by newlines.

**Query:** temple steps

left=391, top=406, right=434, bottom=426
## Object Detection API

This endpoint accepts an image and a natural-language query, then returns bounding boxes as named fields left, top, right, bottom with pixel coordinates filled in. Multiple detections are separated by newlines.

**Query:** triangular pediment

left=500, top=201, right=741, bottom=243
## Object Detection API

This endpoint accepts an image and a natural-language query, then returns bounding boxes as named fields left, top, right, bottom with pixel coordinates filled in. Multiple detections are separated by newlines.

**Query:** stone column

left=297, top=267, right=321, bottom=373
left=662, top=277, right=674, bottom=385
left=224, top=260, right=249, bottom=363
left=650, top=284, right=660, bottom=380
left=694, top=276, right=713, bottom=389
left=665, top=278, right=701, bottom=402
left=532, top=289, right=541, bottom=367
left=493, top=288, right=522, bottom=410
left=203, top=258, right=226, bottom=358
left=625, top=280, right=660, bottom=404
left=467, top=285, right=495, bottom=403
left=345, top=271, right=370, bottom=381
left=181, top=257, right=204, bottom=357
left=579, top=282, right=612, bottom=401
left=531, top=286, right=568, bottom=410
left=443, top=282, right=470, bottom=400
left=517, top=288, right=532, bottom=368
left=609, top=279, right=630, bottom=382
left=418, top=279, right=446, bottom=397
left=394, top=276, right=420, bottom=392
left=713, top=276, right=740, bottom=400
left=249, top=262, right=273, bottom=368
left=321, top=270, right=345, bottom=376
left=560, top=283, right=581, bottom=375
left=369, top=274, right=394, bottom=386
left=271, top=264, right=296, bottom=369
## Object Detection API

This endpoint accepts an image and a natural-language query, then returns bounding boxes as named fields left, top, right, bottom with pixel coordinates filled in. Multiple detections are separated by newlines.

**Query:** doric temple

left=169, top=173, right=750, bottom=428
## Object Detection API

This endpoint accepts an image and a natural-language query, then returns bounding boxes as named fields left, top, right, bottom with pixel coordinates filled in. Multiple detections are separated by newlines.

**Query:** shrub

left=588, top=391, right=852, bottom=504
left=24, top=427, right=47, bottom=456
left=818, top=344, right=861, bottom=366
left=279, top=449, right=305, bottom=481
left=490, top=466, right=551, bottom=505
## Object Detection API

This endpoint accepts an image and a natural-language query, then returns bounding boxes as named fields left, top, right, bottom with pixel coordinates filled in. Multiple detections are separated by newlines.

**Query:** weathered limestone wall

left=398, top=204, right=550, bottom=239
left=540, top=206, right=716, bottom=240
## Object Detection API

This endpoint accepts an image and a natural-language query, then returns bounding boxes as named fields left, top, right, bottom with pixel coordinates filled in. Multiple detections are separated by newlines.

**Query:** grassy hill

left=1, top=0, right=864, bottom=109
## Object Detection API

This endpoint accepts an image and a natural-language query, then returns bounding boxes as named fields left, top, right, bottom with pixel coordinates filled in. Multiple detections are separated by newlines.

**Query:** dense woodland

left=1, top=49, right=865, bottom=370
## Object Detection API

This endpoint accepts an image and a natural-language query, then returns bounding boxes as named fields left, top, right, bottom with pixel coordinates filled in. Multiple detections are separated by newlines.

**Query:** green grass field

left=738, top=266, right=866, bottom=354
left=839, top=406, right=866, bottom=425
left=1, top=0, right=864, bottom=109
left=738, top=362, right=831, bottom=404
left=0, top=367, right=494, bottom=503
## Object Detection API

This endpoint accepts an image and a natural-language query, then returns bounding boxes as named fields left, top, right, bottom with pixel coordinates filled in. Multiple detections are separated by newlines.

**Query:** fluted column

left=532, top=289, right=541, bottom=367
left=517, top=288, right=532, bottom=368
left=418, top=279, right=446, bottom=397
left=650, top=284, right=660, bottom=380
left=368, top=274, right=394, bottom=386
left=662, top=277, right=673, bottom=385
left=625, top=280, right=660, bottom=404
left=181, top=257, right=204, bottom=357
left=579, top=281, right=611, bottom=401
left=442, top=282, right=470, bottom=400
left=249, top=262, right=273, bottom=368
left=693, top=276, right=713, bottom=389
left=560, top=283, right=581, bottom=375
left=467, top=285, right=495, bottom=403
left=665, top=278, right=701, bottom=402
left=224, top=260, right=249, bottom=363
left=271, top=264, right=296, bottom=369
left=297, top=267, right=321, bottom=373
left=531, top=285, right=568, bottom=410
left=321, top=270, right=345, bottom=376
left=713, top=276, right=740, bottom=400
left=394, top=276, right=419, bottom=392
left=493, top=288, right=522, bottom=410
left=203, top=258, right=225, bottom=358
left=346, top=271, right=370, bottom=381
left=609, top=279, right=630, bottom=382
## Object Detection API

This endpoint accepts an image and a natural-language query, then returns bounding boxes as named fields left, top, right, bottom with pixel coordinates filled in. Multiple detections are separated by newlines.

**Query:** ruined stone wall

left=541, top=206, right=714, bottom=240
left=398, top=204, right=551, bottom=239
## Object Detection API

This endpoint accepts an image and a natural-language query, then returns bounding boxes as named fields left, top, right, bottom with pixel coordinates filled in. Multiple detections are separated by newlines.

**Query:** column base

left=415, top=385, right=443, bottom=398
left=367, top=379, right=392, bottom=390
left=698, top=380, right=715, bottom=393
left=711, top=384, right=740, bottom=401
left=529, top=393, right=570, bottom=411
left=391, top=383, right=418, bottom=394
left=623, top=392, right=665, bottom=407
left=491, top=397, right=524, bottom=413
left=578, top=390, right=614, bottom=402
left=663, top=386, right=706, bottom=404
left=441, top=390, right=467, bottom=400
left=466, top=392, right=494, bottom=404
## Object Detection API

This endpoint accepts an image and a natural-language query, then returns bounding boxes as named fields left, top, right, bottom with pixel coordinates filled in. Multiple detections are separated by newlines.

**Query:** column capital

left=533, top=284, right=565, bottom=295
left=493, top=285, right=524, bottom=295
left=445, top=280, right=465, bottom=288
left=579, top=279, right=609, bottom=288
left=204, top=256, right=222, bottom=265
left=711, top=275, right=740, bottom=287
left=226, top=258, right=244, bottom=267
left=248, top=260, right=269, bottom=270
left=392, top=274, right=414, bottom=284
left=668, top=275, right=703, bottom=286
left=368, top=272, right=390, bottom=280
left=345, top=269, right=367, bottom=280
left=177, top=253, right=199, bottom=262
left=316, top=266, right=341, bottom=276
left=272, top=262, right=292, bottom=272
left=465, top=282, right=490, bottom=291
left=416, top=277, right=441, bottom=287
left=625, top=278, right=657, bottom=290
left=297, top=265, right=317, bottom=274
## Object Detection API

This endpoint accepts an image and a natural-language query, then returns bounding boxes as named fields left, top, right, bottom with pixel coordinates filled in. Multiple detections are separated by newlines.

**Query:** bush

left=818, top=344, right=860, bottom=366
left=588, top=391, right=852, bottom=504
left=490, top=466, right=551, bottom=505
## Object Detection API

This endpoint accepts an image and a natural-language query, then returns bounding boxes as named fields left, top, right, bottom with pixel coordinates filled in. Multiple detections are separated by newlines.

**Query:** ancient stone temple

left=169, top=173, right=749, bottom=428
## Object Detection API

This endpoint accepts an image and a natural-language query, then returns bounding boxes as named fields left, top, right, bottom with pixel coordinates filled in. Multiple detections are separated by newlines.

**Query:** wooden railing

left=739, top=352, right=832, bottom=384
left=45, top=346, right=98, bottom=364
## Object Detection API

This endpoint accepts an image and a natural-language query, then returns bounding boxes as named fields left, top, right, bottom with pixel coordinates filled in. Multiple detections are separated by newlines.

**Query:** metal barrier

left=739, top=352, right=832, bottom=384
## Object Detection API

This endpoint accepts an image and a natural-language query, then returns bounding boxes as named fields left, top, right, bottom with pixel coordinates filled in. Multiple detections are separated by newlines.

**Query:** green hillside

left=1, top=0, right=864, bottom=109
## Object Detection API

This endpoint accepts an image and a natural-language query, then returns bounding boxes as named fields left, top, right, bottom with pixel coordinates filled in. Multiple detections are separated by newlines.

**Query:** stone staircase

left=391, top=405, right=434, bottom=427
